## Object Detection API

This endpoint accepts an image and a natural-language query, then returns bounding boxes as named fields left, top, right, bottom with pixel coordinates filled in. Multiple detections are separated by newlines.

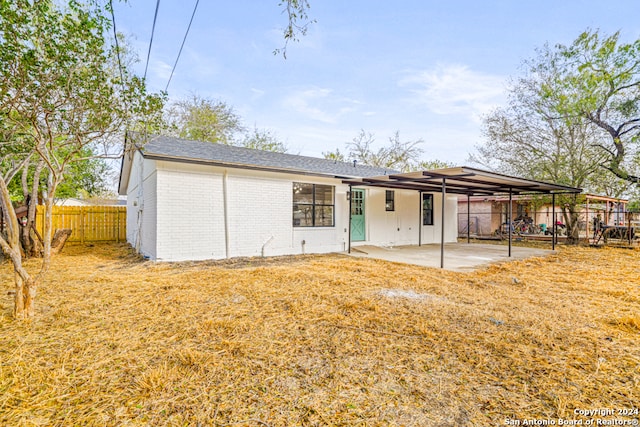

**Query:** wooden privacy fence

left=36, top=205, right=126, bottom=243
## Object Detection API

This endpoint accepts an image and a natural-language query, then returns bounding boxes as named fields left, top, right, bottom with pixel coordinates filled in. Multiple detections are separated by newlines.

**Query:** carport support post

left=508, top=188, right=512, bottom=257
left=552, top=193, right=556, bottom=250
left=628, top=211, right=632, bottom=245
left=348, top=185, right=352, bottom=254
left=467, top=194, right=471, bottom=244
left=440, top=178, right=446, bottom=269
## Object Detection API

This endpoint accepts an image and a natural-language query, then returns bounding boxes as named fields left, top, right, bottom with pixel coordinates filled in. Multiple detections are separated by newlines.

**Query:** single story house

left=118, top=134, right=582, bottom=262
left=118, top=133, right=460, bottom=261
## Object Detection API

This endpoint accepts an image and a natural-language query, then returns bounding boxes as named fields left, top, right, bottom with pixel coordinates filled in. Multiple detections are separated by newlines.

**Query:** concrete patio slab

left=347, top=243, right=554, bottom=272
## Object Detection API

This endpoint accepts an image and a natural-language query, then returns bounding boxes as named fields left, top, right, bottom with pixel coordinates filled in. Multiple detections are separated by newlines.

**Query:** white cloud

left=399, top=64, right=507, bottom=123
left=282, top=87, right=359, bottom=124
left=148, top=60, right=173, bottom=88
left=250, top=88, right=266, bottom=101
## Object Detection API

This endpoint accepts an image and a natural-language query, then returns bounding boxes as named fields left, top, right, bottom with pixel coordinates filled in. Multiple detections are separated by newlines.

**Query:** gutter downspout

left=262, top=236, right=274, bottom=257
left=135, top=151, right=144, bottom=253
left=223, top=170, right=230, bottom=258
left=348, top=185, right=352, bottom=254
left=440, top=179, right=446, bottom=269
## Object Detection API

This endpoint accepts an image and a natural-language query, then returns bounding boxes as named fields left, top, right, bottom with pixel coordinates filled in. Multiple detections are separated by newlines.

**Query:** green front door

left=350, top=189, right=365, bottom=241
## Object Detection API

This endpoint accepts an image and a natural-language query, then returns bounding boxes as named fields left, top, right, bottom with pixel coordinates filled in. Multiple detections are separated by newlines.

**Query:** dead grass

left=0, top=243, right=639, bottom=426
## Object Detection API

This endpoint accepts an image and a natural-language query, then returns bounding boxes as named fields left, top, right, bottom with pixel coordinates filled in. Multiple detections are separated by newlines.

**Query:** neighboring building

left=458, top=194, right=629, bottom=238
left=55, top=197, right=93, bottom=207
left=55, top=197, right=127, bottom=206
left=118, top=134, right=460, bottom=261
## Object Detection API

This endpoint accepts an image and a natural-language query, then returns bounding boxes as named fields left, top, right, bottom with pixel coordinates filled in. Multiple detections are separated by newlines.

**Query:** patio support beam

left=348, top=184, right=352, bottom=254
left=467, top=194, right=471, bottom=244
left=508, top=188, right=512, bottom=257
left=440, top=178, right=446, bottom=269
left=552, top=193, right=556, bottom=250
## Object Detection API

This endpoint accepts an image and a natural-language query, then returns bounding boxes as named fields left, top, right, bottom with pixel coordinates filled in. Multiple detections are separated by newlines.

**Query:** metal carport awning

left=343, top=166, right=582, bottom=269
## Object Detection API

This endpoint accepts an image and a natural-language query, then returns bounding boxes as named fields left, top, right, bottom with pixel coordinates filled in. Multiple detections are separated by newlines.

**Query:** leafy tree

left=164, top=95, right=291, bottom=152
left=275, top=0, right=315, bottom=58
left=587, top=166, right=633, bottom=199
left=548, top=30, right=640, bottom=186
left=165, top=95, right=244, bottom=144
left=345, top=129, right=424, bottom=172
left=628, top=198, right=640, bottom=213
left=324, top=129, right=452, bottom=172
left=415, top=159, right=455, bottom=170
left=1, top=0, right=308, bottom=319
left=0, top=0, right=162, bottom=319
left=473, top=112, right=600, bottom=243
left=241, top=126, right=288, bottom=153
left=470, top=40, right=630, bottom=243
left=54, top=149, right=112, bottom=198
left=322, top=148, right=346, bottom=162
left=0, top=116, right=34, bottom=196
left=8, top=146, right=111, bottom=200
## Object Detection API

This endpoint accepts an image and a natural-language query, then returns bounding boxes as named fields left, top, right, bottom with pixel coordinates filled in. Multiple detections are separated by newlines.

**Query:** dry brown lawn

left=0, top=243, right=639, bottom=426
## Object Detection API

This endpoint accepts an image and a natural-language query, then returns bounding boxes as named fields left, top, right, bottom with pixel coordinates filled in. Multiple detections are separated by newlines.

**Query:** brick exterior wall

left=126, top=159, right=459, bottom=261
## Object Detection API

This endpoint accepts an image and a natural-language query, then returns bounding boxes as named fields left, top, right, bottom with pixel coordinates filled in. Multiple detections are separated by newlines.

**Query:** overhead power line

left=108, top=0, right=130, bottom=130
left=165, top=0, right=200, bottom=93
left=108, top=0, right=125, bottom=85
left=144, top=0, right=161, bottom=80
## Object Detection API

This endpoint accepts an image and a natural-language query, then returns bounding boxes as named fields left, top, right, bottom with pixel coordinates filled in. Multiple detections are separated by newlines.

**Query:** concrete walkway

left=347, top=243, right=554, bottom=272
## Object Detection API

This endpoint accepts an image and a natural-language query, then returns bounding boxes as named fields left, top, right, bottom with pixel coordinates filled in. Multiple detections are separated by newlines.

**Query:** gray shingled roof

left=132, top=133, right=397, bottom=178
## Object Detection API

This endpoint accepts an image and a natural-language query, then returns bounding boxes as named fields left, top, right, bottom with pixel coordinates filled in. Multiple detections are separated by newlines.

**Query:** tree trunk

left=562, top=203, right=581, bottom=245
left=4, top=246, right=35, bottom=320
left=19, top=160, right=45, bottom=258
left=20, top=223, right=32, bottom=258
left=51, top=229, right=72, bottom=255
left=1, top=174, right=36, bottom=319
left=23, top=277, right=36, bottom=318
left=13, top=271, right=25, bottom=319
left=20, top=162, right=33, bottom=258
left=30, top=225, right=44, bottom=256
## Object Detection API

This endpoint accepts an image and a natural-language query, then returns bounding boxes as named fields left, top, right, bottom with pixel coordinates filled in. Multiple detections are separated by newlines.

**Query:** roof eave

left=117, top=133, right=137, bottom=195
left=142, top=152, right=372, bottom=180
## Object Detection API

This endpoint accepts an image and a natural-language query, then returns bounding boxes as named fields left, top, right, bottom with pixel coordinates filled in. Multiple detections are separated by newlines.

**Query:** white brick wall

left=226, top=174, right=292, bottom=257
left=139, top=172, right=157, bottom=259
left=362, top=189, right=458, bottom=247
left=419, top=194, right=458, bottom=244
left=125, top=153, right=157, bottom=259
left=125, top=158, right=458, bottom=261
left=150, top=165, right=354, bottom=261
left=364, top=189, right=420, bottom=246
left=155, top=162, right=226, bottom=261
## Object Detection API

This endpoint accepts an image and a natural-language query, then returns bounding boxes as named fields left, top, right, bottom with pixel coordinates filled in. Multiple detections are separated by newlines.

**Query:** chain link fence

left=458, top=199, right=639, bottom=245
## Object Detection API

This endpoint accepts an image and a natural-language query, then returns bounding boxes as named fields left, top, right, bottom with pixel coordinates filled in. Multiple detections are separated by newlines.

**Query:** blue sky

left=112, top=0, right=640, bottom=164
